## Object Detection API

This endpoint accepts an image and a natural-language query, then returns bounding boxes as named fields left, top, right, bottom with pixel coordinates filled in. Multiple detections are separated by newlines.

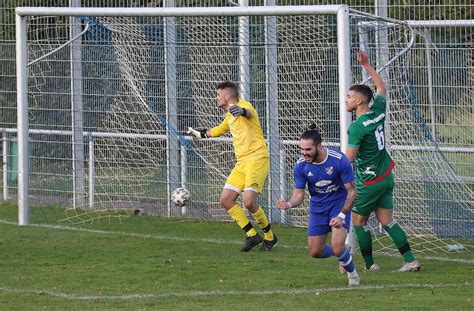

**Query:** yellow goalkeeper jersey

left=209, top=99, right=269, bottom=162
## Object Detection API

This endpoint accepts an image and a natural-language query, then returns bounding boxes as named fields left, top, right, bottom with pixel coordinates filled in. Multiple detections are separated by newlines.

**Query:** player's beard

left=311, top=148, right=319, bottom=163
left=304, top=148, right=318, bottom=163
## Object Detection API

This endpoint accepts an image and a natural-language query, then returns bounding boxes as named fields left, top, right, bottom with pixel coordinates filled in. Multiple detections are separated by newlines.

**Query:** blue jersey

left=293, top=148, right=355, bottom=213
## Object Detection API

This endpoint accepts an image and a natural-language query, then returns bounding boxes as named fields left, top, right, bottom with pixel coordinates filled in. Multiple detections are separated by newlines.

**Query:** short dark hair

left=216, top=81, right=238, bottom=98
left=349, top=84, right=373, bottom=104
left=300, top=123, right=322, bottom=146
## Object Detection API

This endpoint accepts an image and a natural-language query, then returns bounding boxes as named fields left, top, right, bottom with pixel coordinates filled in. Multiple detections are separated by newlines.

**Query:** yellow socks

left=252, top=207, right=274, bottom=241
left=227, top=205, right=257, bottom=237
left=228, top=205, right=275, bottom=241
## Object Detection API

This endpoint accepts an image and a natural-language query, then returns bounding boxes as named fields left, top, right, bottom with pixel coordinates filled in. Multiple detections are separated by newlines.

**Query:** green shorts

left=353, top=172, right=395, bottom=217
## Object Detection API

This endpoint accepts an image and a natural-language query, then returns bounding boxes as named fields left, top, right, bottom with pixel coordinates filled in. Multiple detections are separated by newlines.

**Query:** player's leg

left=242, top=158, right=277, bottom=251
left=307, top=211, right=333, bottom=258
left=352, top=213, right=374, bottom=269
left=352, top=185, right=378, bottom=270
left=242, top=189, right=277, bottom=251
left=222, top=164, right=261, bottom=251
left=376, top=208, right=420, bottom=271
left=308, top=235, right=332, bottom=257
left=331, top=210, right=360, bottom=286
left=375, top=173, right=420, bottom=271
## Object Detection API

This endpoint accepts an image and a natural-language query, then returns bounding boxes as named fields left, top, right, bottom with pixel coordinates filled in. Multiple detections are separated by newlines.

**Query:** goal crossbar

left=15, top=5, right=352, bottom=226
left=16, top=5, right=345, bottom=17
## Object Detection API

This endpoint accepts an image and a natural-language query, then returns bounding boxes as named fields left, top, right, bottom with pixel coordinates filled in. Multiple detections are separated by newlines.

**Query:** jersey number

left=375, top=125, right=385, bottom=150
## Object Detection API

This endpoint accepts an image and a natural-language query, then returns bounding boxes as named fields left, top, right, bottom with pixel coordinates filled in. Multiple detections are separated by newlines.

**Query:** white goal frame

left=15, top=5, right=352, bottom=226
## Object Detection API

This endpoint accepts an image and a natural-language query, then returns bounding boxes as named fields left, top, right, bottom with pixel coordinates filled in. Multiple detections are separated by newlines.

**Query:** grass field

left=0, top=201, right=472, bottom=310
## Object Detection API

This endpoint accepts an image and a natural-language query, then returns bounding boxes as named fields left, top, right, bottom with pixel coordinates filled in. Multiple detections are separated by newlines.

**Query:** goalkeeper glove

left=187, top=127, right=208, bottom=139
left=229, top=105, right=247, bottom=117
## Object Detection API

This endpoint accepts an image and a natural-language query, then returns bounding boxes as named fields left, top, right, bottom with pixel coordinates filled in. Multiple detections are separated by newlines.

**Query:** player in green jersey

left=344, top=50, right=421, bottom=272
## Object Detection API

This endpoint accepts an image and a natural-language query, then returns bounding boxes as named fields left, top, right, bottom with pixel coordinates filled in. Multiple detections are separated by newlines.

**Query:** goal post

left=15, top=4, right=353, bottom=226
left=14, top=5, right=472, bottom=252
left=15, top=12, right=29, bottom=226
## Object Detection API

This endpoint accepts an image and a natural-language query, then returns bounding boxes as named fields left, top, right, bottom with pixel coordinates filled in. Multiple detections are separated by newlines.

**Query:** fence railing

left=2, top=126, right=473, bottom=204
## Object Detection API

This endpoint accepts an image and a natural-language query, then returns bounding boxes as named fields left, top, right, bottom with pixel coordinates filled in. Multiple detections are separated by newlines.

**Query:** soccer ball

left=171, top=187, right=190, bottom=207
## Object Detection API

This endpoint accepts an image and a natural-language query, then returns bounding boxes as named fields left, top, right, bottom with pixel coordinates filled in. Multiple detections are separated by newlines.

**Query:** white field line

left=1, top=219, right=472, bottom=264
left=0, top=282, right=471, bottom=301
left=378, top=251, right=474, bottom=264
left=0, top=218, right=305, bottom=247
left=0, top=287, right=152, bottom=300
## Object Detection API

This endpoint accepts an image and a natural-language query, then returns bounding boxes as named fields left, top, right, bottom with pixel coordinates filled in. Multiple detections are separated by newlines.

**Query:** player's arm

left=229, top=104, right=252, bottom=119
left=345, top=146, right=359, bottom=163
left=278, top=162, right=307, bottom=209
left=187, top=127, right=210, bottom=139
left=358, top=50, right=386, bottom=96
left=346, top=123, right=363, bottom=162
left=329, top=181, right=356, bottom=228
left=276, top=188, right=305, bottom=210
left=208, top=119, right=230, bottom=137
left=188, top=116, right=230, bottom=139
left=330, top=153, right=357, bottom=228
left=341, top=180, right=356, bottom=215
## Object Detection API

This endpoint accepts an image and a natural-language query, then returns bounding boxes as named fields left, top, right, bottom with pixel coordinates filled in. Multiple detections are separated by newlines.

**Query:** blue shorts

left=307, top=203, right=351, bottom=237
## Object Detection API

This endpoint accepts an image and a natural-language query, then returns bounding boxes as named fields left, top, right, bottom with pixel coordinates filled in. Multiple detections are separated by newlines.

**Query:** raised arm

left=358, top=50, right=386, bottom=96
left=276, top=188, right=305, bottom=210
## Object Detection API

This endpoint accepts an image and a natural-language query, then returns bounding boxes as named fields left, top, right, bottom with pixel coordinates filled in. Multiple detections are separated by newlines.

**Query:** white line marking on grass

left=379, top=251, right=474, bottom=264
left=155, top=282, right=471, bottom=298
left=0, top=282, right=471, bottom=301
left=1, top=219, right=472, bottom=264
left=0, top=219, right=306, bottom=249
left=0, top=287, right=152, bottom=300
left=422, top=256, right=474, bottom=264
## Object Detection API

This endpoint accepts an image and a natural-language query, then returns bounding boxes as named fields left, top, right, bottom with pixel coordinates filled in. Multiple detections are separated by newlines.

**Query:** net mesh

left=22, top=10, right=472, bottom=252
left=351, top=14, right=472, bottom=252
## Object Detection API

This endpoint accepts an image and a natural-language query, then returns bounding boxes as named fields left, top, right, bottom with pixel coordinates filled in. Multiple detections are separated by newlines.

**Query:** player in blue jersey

left=277, top=124, right=360, bottom=286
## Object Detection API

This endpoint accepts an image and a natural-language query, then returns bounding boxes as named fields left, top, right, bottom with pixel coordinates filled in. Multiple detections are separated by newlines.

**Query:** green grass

left=0, top=201, right=472, bottom=310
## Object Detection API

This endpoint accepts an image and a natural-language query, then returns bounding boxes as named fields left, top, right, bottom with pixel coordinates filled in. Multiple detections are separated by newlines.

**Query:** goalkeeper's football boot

left=241, top=234, right=263, bottom=252
left=260, top=235, right=278, bottom=251
left=397, top=259, right=421, bottom=272
left=348, top=272, right=361, bottom=287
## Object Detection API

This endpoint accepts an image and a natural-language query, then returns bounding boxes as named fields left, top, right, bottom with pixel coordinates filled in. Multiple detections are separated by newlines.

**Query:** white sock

left=348, top=270, right=358, bottom=278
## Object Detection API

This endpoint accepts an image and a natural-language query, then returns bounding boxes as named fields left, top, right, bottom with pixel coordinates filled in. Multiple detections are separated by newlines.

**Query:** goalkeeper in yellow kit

left=187, top=81, right=277, bottom=252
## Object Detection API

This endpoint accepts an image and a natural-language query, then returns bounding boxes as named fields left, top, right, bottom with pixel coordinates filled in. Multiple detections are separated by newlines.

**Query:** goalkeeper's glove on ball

left=187, top=127, right=208, bottom=139
left=229, top=105, right=247, bottom=117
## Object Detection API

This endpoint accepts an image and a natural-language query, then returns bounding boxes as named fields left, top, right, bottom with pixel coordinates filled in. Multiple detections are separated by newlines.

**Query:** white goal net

left=16, top=6, right=472, bottom=253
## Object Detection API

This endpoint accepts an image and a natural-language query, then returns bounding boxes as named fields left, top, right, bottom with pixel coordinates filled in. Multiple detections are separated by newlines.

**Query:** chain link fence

left=1, top=1, right=472, bottom=219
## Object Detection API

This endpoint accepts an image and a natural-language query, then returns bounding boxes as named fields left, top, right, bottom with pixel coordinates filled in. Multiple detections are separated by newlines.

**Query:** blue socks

left=337, top=248, right=355, bottom=273
left=319, top=244, right=334, bottom=258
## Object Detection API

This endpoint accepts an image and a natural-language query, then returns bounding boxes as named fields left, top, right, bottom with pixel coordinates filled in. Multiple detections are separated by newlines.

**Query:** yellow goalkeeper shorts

left=225, top=157, right=269, bottom=193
